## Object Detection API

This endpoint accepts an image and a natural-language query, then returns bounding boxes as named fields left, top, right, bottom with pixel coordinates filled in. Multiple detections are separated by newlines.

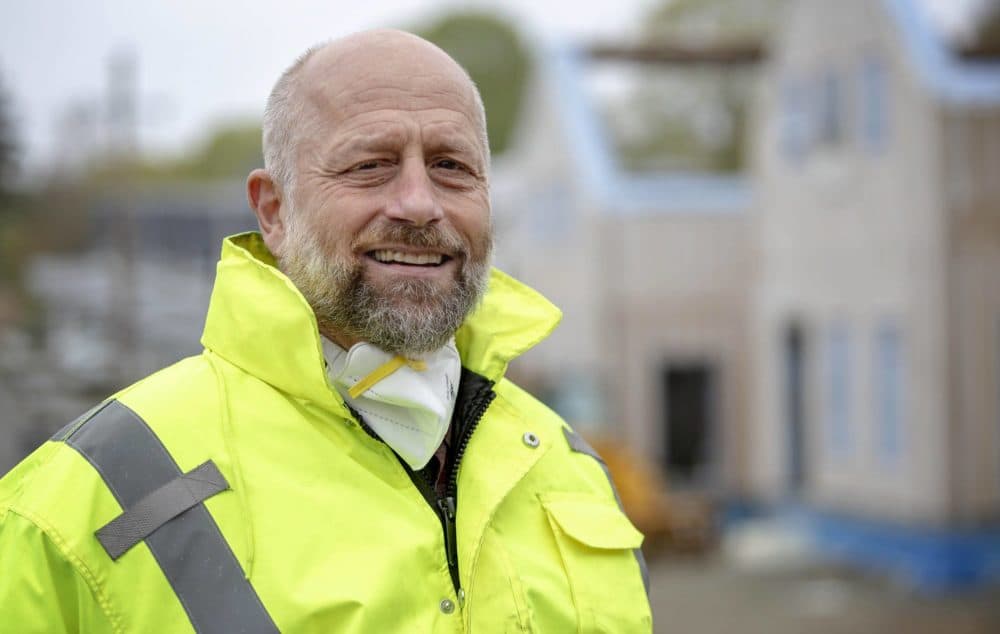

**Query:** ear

left=247, top=168, right=286, bottom=256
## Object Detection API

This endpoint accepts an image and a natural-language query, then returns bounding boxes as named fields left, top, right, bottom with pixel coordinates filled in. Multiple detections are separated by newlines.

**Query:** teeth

left=372, top=250, right=443, bottom=265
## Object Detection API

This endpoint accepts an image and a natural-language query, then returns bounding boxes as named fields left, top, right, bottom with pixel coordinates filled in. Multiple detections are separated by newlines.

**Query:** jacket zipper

left=435, top=387, right=495, bottom=595
left=345, top=383, right=497, bottom=598
left=436, top=496, right=459, bottom=581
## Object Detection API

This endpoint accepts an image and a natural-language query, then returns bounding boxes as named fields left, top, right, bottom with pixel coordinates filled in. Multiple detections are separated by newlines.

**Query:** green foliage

left=0, top=65, right=24, bottom=305
left=415, top=12, right=531, bottom=156
left=0, top=69, right=16, bottom=197
left=88, top=120, right=262, bottom=184
left=0, top=186, right=93, bottom=330
left=642, top=0, right=790, bottom=44
left=175, top=122, right=263, bottom=179
left=608, top=0, right=788, bottom=173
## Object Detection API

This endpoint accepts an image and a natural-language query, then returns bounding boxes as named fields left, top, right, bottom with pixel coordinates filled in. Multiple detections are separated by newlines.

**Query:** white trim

left=884, top=0, right=1000, bottom=107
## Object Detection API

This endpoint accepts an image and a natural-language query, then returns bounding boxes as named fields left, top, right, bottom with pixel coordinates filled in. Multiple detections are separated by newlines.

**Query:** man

left=0, top=30, right=651, bottom=632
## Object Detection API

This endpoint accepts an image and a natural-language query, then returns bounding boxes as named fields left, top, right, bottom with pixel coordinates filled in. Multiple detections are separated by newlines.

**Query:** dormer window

left=860, top=55, right=889, bottom=152
left=781, top=79, right=809, bottom=161
left=818, top=69, right=844, bottom=147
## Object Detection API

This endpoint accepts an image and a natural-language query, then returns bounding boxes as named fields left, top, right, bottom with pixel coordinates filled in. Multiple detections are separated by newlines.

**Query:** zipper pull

left=437, top=496, right=458, bottom=568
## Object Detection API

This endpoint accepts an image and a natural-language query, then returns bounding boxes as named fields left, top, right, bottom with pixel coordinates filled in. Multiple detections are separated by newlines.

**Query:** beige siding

left=602, top=213, right=753, bottom=492
left=943, top=110, right=1000, bottom=522
left=752, top=0, right=952, bottom=521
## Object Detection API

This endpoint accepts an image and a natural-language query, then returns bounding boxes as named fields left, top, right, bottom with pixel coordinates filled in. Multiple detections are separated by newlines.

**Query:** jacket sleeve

left=0, top=509, right=117, bottom=633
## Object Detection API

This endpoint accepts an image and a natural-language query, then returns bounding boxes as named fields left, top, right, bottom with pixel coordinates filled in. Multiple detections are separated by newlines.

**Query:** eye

left=433, top=158, right=464, bottom=171
left=338, top=158, right=395, bottom=185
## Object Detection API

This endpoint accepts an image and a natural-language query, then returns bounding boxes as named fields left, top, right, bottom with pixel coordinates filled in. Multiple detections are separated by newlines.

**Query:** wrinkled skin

left=247, top=30, right=493, bottom=354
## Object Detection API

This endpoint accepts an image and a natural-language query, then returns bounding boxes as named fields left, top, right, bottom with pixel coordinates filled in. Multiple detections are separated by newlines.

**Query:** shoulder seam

left=6, top=507, right=125, bottom=634
left=493, top=381, right=566, bottom=432
left=54, top=401, right=113, bottom=442
left=0, top=441, right=62, bottom=511
left=107, top=354, right=209, bottom=404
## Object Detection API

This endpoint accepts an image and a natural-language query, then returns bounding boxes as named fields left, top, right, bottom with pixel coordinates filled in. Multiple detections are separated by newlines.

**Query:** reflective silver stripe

left=563, top=427, right=651, bottom=599
left=96, top=460, right=229, bottom=560
left=63, top=400, right=279, bottom=633
left=52, top=400, right=112, bottom=442
left=563, top=426, right=605, bottom=464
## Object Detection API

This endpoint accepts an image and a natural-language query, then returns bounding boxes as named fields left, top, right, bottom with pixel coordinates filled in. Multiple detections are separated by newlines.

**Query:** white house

left=493, top=45, right=755, bottom=495
left=496, top=0, right=1000, bottom=589
left=751, top=0, right=1000, bottom=589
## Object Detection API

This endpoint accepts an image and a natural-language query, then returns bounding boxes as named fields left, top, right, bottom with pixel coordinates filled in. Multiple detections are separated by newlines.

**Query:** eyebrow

left=321, top=121, right=484, bottom=168
left=422, top=127, right=484, bottom=167
left=330, top=128, right=408, bottom=156
left=426, top=137, right=478, bottom=159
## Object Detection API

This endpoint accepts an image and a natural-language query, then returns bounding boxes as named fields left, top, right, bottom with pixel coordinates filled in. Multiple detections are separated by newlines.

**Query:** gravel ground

left=647, top=554, right=1000, bottom=634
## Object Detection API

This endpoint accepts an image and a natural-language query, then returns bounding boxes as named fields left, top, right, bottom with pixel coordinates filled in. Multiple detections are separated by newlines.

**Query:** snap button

left=457, top=588, right=466, bottom=606
left=522, top=432, right=540, bottom=448
left=440, top=598, right=456, bottom=614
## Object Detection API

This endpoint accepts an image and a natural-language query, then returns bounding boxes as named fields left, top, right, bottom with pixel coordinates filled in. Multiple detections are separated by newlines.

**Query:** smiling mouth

left=368, top=249, right=451, bottom=267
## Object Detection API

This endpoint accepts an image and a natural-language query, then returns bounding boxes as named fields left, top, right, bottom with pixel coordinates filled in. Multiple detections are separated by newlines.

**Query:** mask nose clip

left=348, top=356, right=427, bottom=399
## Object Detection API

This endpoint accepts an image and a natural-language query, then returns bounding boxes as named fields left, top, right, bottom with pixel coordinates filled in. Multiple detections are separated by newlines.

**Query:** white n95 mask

left=323, top=338, right=461, bottom=470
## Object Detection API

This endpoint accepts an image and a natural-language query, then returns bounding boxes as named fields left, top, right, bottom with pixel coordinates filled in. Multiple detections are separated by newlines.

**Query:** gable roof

left=886, top=0, right=1000, bottom=106
left=527, top=0, right=1000, bottom=216
left=540, top=43, right=752, bottom=217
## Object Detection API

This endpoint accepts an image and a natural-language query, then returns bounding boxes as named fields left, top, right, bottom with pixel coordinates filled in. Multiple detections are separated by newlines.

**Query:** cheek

left=448, top=189, right=490, bottom=229
left=313, top=229, right=356, bottom=261
left=465, top=210, right=492, bottom=241
left=309, top=199, right=378, bottom=250
left=456, top=207, right=493, bottom=258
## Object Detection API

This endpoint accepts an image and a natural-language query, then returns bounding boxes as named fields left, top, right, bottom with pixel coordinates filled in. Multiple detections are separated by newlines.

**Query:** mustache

left=355, top=222, right=467, bottom=255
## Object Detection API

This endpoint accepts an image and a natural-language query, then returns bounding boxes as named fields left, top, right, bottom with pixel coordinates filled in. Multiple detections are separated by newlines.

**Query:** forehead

left=297, top=38, right=482, bottom=144
left=332, top=116, right=480, bottom=154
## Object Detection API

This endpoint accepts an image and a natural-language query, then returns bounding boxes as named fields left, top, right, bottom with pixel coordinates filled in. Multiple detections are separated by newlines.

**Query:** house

left=496, top=0, right=1000, bottom=589
left=751, top=0, right=1000, bottom=587
left=0, top=180, right=256, bottom=472
left=493, top=44, right=755, bottom=496
left=27, top=181, right=256, bottom=386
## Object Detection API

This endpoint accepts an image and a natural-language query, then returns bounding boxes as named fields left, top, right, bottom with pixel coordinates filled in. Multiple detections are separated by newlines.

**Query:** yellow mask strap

left=348, top=356, right=428, bottom=399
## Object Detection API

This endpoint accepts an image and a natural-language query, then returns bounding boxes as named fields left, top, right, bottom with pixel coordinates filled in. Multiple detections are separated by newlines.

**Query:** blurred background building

left=2, top=0, right=1000, bottom=630
left=751, top=0, right=1000, bottom=588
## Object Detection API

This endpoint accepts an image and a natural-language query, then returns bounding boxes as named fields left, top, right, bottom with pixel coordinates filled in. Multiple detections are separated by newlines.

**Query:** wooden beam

left=585, top=42, right=765, bottom=66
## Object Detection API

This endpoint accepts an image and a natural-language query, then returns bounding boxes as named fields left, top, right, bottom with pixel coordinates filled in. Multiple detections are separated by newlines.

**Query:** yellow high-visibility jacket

left=0, top=232, right=651, bottom=633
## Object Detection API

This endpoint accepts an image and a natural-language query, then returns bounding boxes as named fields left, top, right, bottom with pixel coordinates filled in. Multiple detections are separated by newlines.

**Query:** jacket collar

left=200, top=232, right=562, bottom=416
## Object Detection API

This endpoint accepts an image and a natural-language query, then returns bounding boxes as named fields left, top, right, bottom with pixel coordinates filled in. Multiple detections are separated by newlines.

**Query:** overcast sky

left=0, top=0, right=977, bottom=174
left=0, top=0, right=653, bottom=173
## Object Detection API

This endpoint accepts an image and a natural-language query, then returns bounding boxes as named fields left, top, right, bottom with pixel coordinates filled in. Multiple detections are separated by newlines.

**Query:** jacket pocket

left=540, top=493, right=651, bottom=633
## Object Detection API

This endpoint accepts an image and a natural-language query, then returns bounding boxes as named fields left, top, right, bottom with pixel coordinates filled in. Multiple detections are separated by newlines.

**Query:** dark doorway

left=661, top=364, right=715, bottom=484
left=784, top=323, right=807, bottom=495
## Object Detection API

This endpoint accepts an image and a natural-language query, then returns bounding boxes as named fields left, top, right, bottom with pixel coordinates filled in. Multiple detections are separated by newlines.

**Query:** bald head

left=262, top=30, right=489, bottom=201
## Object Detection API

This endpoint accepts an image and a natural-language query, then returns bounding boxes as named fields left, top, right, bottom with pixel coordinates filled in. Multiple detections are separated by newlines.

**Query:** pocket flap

left=541, top=495, right=644, bottom=550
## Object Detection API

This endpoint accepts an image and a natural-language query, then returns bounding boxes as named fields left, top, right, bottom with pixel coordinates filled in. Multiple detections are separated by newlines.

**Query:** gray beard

left=277, top=217, right=491, bottom=356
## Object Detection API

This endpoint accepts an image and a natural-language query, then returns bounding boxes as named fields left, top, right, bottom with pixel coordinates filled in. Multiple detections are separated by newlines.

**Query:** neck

left=318, top=322, right=360, bottom=352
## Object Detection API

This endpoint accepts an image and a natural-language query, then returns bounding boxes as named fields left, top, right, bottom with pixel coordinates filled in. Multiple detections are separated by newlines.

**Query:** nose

left=386, top=158, right=444, bottom=226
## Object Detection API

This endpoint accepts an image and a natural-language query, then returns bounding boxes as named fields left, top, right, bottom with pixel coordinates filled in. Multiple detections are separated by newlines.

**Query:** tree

left=606, top=0, right=788, bottom=173
left=87, top=120, right=262, bottom=184
left=171, top=121, right=262, bottom=180
left=0, top=68, right=16, bottom=197
left=641, top=0, right=788, bottom=44
left=963, top=0, right=1000, bottom=58
left=415, top=12, right=531, bottom=156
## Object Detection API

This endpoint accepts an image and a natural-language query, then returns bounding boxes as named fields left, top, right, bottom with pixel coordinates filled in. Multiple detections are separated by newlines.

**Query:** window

left=861, top=56, right=889, bottom=152
left=784, top=323, right=808, bottom=493
left=818, top=70, right=844, bottom=147
left=781, top=79, right=808, bottom=162
left=827, top=324, right=852, bottom=457
left=529, top=184, right=572, bottom=243
left=874, top=324, right=903, bottom=467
